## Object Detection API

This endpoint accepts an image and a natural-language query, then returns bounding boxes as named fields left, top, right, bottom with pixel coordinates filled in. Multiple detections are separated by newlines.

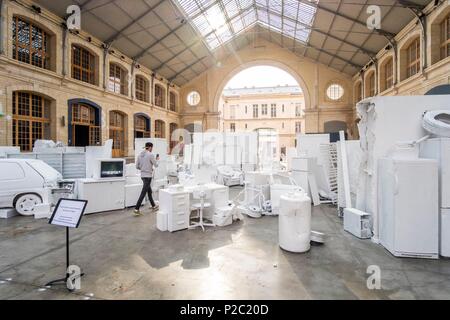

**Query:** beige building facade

left=352, top=2, right=450, bottom=117
left=219, top=85, right=305, bottom=154
left=0, top=0, right=181, bottom=158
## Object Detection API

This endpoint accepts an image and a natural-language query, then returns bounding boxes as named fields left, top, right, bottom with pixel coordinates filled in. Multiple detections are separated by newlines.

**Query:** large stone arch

left=213, top=59, right=311, bottom=114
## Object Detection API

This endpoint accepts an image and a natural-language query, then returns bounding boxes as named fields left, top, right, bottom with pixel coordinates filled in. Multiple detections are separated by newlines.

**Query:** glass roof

left=174, top=0, right=318, bottom=50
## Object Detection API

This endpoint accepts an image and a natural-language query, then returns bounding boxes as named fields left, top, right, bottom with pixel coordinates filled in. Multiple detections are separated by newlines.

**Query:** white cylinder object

left=279, top=192, right=311, bottom=253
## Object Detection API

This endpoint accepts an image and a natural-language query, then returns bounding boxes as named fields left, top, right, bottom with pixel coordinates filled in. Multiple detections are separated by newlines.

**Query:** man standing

left=134, top=142, right=159, bottom=216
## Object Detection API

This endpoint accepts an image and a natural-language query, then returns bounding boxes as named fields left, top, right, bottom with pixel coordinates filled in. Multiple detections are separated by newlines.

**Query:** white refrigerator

left=420, top=138, right=450, bottom=257
left=378, top=158, right=439, bottom=259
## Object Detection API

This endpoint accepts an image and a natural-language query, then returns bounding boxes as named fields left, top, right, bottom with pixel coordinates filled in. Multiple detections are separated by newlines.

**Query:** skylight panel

left=270, top=0, right=283, bottom=15
left=269, top=13, right=282, bottom=30
left=173, top=0, right=318, bottom=51
left=230, top=15, right=244, bottom=33
left=242, top=9, right=257, bottom=27
left=224, top=0, right=239, bottom=18
left=255, top=0, right=267, bottom=7
left=284, top=0, right=299, bottom=20
left=257, top=8, right=268, bottom=25
left=237, top=0, right=253, bottom=11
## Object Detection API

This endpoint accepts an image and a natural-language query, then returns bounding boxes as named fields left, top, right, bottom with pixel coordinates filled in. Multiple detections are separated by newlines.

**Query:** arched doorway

left=109, top=110, right=127, bottom=157
left=324, top=120, right=348, bottom=142
left=134, top=113, right=151, bottom=139
left=217, top=65, right=305, bottom=154
left=68, top=99, right=101, bottom=147
left=213, top=60, right=311, bottom=113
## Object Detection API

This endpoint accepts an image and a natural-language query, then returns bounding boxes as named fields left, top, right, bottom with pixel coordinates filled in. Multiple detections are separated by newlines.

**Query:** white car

left=0, top=159, right=62, bottom=215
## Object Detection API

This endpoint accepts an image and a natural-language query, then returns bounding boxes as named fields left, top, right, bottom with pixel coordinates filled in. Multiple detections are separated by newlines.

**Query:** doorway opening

left=218, top=65, right=305, bottom=162
left=69, top=102, right=101, bottom=147
left=110, top=110, right=127, bottom=158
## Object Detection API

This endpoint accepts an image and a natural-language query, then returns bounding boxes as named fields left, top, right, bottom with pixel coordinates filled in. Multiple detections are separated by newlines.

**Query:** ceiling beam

left=255, top=4, right=377, bottom=57
left=314, top=2, right=396, bottom=39
left=169, top=26, right=363, bottom=83
left=169, top=56, right=207, bottom=81
left=153, top=40, right=202, bottom=72
left=132, top=22, right=187, bottom=60
left=104, top=0, right=165, bottom=45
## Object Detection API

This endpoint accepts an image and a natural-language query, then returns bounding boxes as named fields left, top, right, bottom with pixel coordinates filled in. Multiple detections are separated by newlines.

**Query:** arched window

left=440, top=13, right=450, bottom=60
left=169, top=123, right=178, bottom=149
left=365, top=72, right=376, bottom=97
left=154, top=120, right=166, bottom=138
left=12, top=16, right=52, bottom=70
left=12, top=91, right=51, bottom=151
left=169, top=91, right=177, bottom=112
left=354, top=81, right=362, bottom=103
left=109, top=111, right=127, bottom=157
left=154, top=84, right=165, bottom=108
left=135, top=75, right=149, bottom=102
left=72, top=45, right=97, bottom=85
left=134, top=114, right=150, bottom=139
left=406, top=38, right=421, bottom=79
left=380, top=57, right=394, bottom=92
left=109, top=63, right=128, bottom=95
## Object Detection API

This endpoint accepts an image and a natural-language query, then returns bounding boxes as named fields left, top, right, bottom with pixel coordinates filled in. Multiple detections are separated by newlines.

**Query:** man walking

left=134, top=142, right=159, bottom=216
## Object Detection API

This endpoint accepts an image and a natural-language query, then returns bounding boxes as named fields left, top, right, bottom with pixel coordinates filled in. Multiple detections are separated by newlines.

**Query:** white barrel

left=279, top=192, right=311, bottom=253
left=270, top=184, right=303, bottom=215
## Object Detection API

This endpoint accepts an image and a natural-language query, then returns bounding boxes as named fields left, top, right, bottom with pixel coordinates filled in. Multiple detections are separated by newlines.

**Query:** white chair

left=217, top=165, right=244, bottom=186
left=189, top=188, right=214, bottom=231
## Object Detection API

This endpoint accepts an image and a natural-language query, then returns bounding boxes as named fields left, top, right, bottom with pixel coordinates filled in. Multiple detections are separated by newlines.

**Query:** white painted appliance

left=378, top=158, right=439, bottom=259
left=420, top=138, right=450, bottom=257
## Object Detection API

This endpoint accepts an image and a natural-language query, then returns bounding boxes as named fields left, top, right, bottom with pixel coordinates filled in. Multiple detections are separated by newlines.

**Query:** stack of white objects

left=213, top=205, right=233, bottom=227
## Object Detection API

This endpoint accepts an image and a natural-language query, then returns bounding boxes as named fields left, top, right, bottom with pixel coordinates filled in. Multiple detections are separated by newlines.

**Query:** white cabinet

left=77, top=179, right=125, bottom=214
left=159, top=189, right=190, bottom=232
left=378, top=158, right=439, bottom=259
left=420, top=138, right=450, bottom=257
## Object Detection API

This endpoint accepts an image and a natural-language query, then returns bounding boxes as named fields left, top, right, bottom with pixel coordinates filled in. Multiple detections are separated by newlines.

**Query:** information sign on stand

left=46, top=199, right=88, bottom=291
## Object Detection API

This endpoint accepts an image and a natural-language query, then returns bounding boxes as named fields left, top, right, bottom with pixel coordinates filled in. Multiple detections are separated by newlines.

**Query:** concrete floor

left=1, top=187, right=450, bottom=300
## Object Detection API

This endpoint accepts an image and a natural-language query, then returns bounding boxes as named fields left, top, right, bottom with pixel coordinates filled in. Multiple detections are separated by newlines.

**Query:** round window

left=326, top=84, right=344, bottom=101
left=187, top=91, right=201, bottom=106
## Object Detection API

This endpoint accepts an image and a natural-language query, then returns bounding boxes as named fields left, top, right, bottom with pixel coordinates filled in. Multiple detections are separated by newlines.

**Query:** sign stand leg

left=45, top=227, right=84, bottom=291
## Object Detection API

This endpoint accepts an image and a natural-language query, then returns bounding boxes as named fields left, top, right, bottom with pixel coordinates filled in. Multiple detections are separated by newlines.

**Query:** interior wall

left=179, top=38, right=355, bottom=135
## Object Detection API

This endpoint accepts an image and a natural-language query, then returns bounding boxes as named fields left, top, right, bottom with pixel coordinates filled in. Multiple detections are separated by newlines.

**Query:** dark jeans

left=135, top=177, right=156, bottom=210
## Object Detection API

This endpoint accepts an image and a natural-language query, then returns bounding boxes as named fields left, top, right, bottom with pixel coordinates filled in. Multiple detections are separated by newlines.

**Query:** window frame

left=109, top=63, right=127, bottom=95
left=252, top=104, right=258, bottom=118
left=71, top=44, right=96, bottom=85
left=271, top=104, right=277, bottom=117
left=135, top=75, right=148, bottom=102
left=383, top=58, right=393, bottom=91
left=12, top=92, right=50, bottom=152
left=169, top=91, right=177, bottom=112
left=406, top=38, right=421, bottom=78
left=12, top=16, right=51, bottom=70
left=326, top=83, right=345, bottom=101
left=155, top=84, right=166, bottom=108
left=440, top=14, right=450, bottom=60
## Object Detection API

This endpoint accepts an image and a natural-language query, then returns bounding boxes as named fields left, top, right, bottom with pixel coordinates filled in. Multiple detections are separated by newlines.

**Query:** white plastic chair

left=189, top=188, right=214, bottom=231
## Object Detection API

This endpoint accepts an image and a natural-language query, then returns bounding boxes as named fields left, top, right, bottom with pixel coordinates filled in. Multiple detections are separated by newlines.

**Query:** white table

left=158, top=183, right=230, bottom=232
